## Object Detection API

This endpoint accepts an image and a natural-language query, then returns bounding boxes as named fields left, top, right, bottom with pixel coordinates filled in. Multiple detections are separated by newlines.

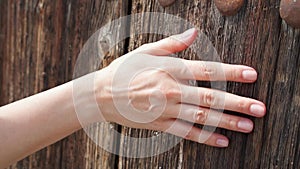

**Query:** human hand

left=94, top=28, right=266, bottom=147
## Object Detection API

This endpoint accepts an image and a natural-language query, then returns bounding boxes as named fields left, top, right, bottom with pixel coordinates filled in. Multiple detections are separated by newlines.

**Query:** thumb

left=136, top=28, right=198, bottom=56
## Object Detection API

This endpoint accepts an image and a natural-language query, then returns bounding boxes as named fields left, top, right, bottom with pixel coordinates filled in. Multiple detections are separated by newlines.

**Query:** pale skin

left=0, top=28, right=266, bottom=168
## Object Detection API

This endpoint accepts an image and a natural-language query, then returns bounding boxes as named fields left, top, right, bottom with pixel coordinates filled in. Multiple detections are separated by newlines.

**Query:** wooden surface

left=1, top=0, right=299, bottom=169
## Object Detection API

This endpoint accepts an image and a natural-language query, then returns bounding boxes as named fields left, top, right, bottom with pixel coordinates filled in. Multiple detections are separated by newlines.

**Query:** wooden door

left=1, top=0, right=299, bottom=169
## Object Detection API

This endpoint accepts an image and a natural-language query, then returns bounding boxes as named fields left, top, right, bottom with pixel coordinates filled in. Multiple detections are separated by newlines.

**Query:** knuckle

left=203, top=91, right=217, bottom=107
left=228, top=119, right=237, bottom=130
left=203, top=91, right=224, bottom=108
left=228, top=68, right=241, bottom=80
left=233, top=69, right=241, bottom=79
left=164, top=88, right=182, bottom=100
left=237, top=100, right=248, bottom=112
left=202, top=64, right=217, bottom=79
left=225, top=69, right=239, bottom=80
left=194, top=110, right=208, bottom=124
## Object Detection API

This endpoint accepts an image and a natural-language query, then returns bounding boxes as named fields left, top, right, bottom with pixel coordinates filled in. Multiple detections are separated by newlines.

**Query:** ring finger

left=171, top=104, right=254, bottom=133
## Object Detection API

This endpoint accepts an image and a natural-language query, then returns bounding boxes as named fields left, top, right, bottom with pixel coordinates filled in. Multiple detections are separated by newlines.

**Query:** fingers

left=158, top=59, right=258, bottom=83
left=180, top=85, right=266, bottom=117
left=132, top=28, right=258, bottom=83
left=173, top=104, right=254, bottom=133
left=137, top=56, right=258, bottom=83
left=131, top=28, right=258, bottom=83
left=136, top=56, right=258, bottom=83
left=180, top=61, right=258, bottom=82
left=165, top=119, right=229, bottom=147
left=134, top=28, right=198, bottom=56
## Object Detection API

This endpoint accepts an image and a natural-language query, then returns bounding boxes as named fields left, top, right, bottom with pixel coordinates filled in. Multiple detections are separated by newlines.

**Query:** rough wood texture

left=1, top=0, right=299, bottom=169
left=121, top=0, right=300, bottom=168
left=0, top=0, right=128, bottom=168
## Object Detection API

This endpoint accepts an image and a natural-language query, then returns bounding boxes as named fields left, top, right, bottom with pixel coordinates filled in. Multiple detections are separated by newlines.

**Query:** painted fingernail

left=176, top=28, right=196, bottom=41
left=242, top=70, right=257, bottom=81
left=216, top=138, right=229, bottom=147
left=250, top=104, right=265, bottom=116
left=237, top=120, right=253, bottom=131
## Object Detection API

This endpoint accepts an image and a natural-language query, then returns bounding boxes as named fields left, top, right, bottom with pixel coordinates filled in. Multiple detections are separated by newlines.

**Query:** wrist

left=93, top=68, right=115, bottom=123
left=73, top=71, right=109, bottom=126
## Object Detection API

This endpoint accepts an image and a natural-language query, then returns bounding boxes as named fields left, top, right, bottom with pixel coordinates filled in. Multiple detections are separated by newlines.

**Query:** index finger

left=153, top=57, right=258, bottom=83
left=178, top=60, right=258, bottom=82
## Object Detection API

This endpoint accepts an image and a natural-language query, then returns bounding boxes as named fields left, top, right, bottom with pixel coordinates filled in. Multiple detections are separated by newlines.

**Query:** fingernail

left=237, top=120, right=253, bottom=131
left=242, top=70, right=257, bottom=81
left=177, top=28, right=196, bottom=41
left=216, top=138, right=229, bottom=147
left=250, top=104, right=265, bottom=116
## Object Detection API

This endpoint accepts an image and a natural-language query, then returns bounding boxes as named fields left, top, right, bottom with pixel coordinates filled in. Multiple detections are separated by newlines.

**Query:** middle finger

left=180, top=85, right=266, bottom=117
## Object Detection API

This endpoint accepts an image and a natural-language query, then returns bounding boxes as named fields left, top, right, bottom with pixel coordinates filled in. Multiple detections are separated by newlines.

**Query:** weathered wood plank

left=117, top=1, right=188, bottom=168
left=1, top=0, right=299, bottom=169
left=1, top=0, right=129, bottom=168
left=119, top=0, right=300, bottom=169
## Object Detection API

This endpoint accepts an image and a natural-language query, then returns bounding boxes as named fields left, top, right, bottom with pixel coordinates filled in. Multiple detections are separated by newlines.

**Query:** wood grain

left=0, top=0, right=299, bottom=169
left=1, top=0, right=128, bottom=168
left=119, top=0, right=300, bottom=169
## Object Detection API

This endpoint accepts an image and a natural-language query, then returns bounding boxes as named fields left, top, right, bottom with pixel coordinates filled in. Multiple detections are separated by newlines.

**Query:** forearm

left=0, top=75, right=95, bottom=167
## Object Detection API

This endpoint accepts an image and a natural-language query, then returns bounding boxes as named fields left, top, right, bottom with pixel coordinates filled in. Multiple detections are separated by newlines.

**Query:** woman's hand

left=94, top=28, right=266, bottom=147
left=0, top=28, right=266, bottom=168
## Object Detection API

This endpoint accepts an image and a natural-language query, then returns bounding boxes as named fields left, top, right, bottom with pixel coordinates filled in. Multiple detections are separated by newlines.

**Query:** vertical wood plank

left=1, top=0, right=129, bottom=168
left=1, top=0, right=299, bottom=169
left=119, top=0, right=300, bottom=169
left=118, top=1, right=189, bottom=168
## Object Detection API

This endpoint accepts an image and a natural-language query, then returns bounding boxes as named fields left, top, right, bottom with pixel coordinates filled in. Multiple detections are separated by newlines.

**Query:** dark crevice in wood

left=123, top=1, right=132, bottom=56
left=114, top=1, right=133, bottom=169
left=293, top=124, right=300, bottom=168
